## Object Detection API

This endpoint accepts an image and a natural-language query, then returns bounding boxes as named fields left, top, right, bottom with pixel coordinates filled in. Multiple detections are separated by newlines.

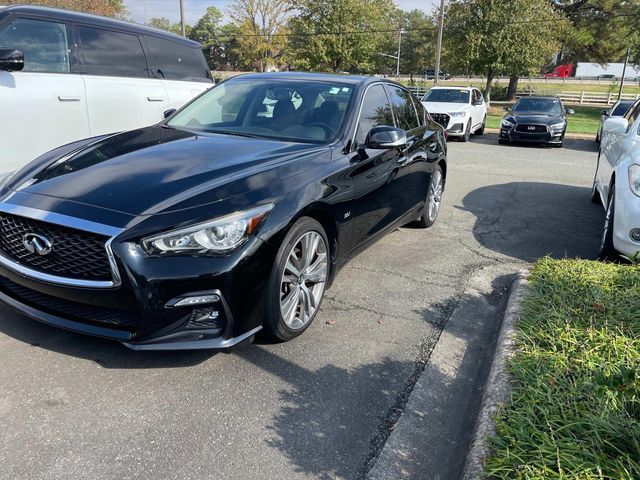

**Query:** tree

left=228, top=0, right=292, bottom=72
left=444, top=0, right=568, bottom=104
left=288, top=0, right=398, bottom=74
left=189, top=6, right=223, bottom=66
left=147, top=17, right=189, bottom=36
left=0, top=0, right=125, bottom=17
left=399, top=9, right=437, bottom=77
left=554, top=0, right=640, bottom=64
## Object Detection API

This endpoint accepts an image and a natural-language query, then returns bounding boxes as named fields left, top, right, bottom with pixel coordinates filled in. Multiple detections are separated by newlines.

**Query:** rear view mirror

left=0, top=49, right=24, bottom=72
left=365, top=126, right=407, bottom=149
left=602, top=117, right=628, bottom=135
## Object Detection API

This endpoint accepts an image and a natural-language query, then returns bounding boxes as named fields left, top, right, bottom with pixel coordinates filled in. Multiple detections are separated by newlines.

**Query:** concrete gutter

left=461, top=270, right=530, bottom=480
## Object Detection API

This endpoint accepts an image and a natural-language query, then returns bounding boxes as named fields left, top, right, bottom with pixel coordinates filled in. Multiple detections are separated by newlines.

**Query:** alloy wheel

left=427, top=170, right=443, bottom=223
left=279, top=231, right=328, bottom=330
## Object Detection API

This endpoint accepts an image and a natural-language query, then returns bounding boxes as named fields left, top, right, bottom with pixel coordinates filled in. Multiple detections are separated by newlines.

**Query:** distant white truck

left=575, top=62, right=640, bottom=79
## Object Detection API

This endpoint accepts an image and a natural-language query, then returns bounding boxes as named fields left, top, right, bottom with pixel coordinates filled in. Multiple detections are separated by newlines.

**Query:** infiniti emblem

left=22, top=233, right=53, bottom=256
left=527, top=125, right=536, bottom=131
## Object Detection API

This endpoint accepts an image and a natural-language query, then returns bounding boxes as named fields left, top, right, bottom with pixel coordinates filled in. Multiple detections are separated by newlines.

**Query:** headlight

left=549, top=122, right=566, bottom=131
left=142, top=204, right=273, bottom=255
left=0, top=170, right=16, bottom=190
left=501, top=119, right=515, bottom=128
left=449, top=112, right=466, bottom=117
left=629, top=164, right=640, bottom=197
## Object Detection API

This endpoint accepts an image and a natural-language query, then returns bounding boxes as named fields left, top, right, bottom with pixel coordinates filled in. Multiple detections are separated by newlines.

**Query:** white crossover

left=421, top=86, right=487, bottom=141
left=593, top=99, right=640, bottom=258
left=0, top=6, right=212, bottom=171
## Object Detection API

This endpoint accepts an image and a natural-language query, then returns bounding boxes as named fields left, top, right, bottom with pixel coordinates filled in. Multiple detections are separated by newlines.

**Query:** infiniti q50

left=0, top=73, right=447, bottom=350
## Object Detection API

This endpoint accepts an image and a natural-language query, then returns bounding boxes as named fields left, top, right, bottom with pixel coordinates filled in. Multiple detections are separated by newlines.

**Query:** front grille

left=0, top=276, right=138, bottom=328
left=430, top=113, right=450, bottom=128
left=0, top=213, right=112, bottom=282
left=515, top=124, right=548, bottom=133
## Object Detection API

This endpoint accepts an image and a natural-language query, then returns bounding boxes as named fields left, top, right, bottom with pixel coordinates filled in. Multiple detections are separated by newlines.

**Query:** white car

left=0, top=5, right=212, bottom=171
left=421, top=86, right=487, bottom=141
left=592, top=99, right=640, bottom=258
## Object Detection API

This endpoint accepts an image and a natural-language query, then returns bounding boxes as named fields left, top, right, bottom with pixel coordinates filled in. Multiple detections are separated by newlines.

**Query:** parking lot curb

left=461, top=269, right=530, bottom=480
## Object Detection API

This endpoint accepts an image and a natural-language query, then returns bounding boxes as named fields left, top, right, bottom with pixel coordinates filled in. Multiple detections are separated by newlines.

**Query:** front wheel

left=414, top=165, right=444, bottom=228
left=598, top=187, right=618, bottom=260
left=264, top=217, right=329, bottom=342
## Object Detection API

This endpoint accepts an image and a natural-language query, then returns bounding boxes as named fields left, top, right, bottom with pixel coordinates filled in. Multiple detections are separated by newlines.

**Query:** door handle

left=57, top=95, right=81, bottom=102
left=147, top=96, right=166, bottom=102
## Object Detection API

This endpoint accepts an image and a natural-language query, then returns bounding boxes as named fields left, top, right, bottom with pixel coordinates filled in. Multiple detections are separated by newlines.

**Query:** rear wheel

left=475, top=115, right=486, bottom=135
left=599, top=187, right=618, bottom=260
left=414, top=165, right=443, bottom=228
left=591, top=156, right=601, bottom=205
left=461, top=120, right=471, bottom=142
left=264, top=217, right=329, bottom=342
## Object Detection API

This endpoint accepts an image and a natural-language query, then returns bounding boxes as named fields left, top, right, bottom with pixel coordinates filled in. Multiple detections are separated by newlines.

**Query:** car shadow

left=466, top=132, right=598, bottom=153
left=460, top=182, right=604, bottom=262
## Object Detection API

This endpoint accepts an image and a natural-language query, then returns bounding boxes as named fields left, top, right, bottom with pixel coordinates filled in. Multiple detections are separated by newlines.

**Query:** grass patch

left=484, top=258, right=640, bottom=479
left=485, top=105, right=601, bottom=135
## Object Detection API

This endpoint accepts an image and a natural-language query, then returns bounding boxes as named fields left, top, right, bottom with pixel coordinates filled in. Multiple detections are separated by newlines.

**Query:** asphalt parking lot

left=0, top=133, right=604, bottom=480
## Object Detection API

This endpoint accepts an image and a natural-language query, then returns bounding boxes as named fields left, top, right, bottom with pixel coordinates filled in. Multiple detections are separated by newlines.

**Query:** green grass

left=484, top=258, right=640, bottom=479
left=486, top=105, right=602, bottom=135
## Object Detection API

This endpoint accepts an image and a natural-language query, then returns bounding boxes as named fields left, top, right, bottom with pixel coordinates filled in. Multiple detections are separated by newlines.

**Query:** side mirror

left=163, top=108, right=177, bottom=119
left=602, top=117, right=628, bottom=135
left=365, top=126, right=407, bottom=149
left=473, top=99, right=483, bottom=106
left=502, top=106, right=510, bottom=112
left=0, top=49, right=24, bottom=72
left=565, top=108, right=575, bottom=115
left=601, top=109, right=609, bottom=116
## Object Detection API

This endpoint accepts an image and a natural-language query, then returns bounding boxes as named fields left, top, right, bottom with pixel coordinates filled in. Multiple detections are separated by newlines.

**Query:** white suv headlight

left=449, top=112, right=466, bottom=117
left=142, top=204, right=273, bottom=255
left=629, top=164, right=640, bottom=197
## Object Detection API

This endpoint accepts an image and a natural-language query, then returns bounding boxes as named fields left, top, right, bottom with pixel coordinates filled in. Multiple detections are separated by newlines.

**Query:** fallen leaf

left=325, top=320, right=336, bottom=325
left=377, top=319, right=384, bottom=325
left=593, top=303, right=605, bottom=312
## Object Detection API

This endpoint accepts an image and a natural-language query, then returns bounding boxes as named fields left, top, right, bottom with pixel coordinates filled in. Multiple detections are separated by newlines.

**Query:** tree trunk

left=506, top=75, right=519, bottom=101
left=484, top=68, right=494, bottom=106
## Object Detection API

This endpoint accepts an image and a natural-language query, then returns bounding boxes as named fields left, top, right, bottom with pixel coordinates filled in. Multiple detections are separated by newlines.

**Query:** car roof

left=232, top=71, right=381, bottom=87
left=516, top=95, right=560, bottom=101
left=0, top=5, right=200, bottom=47
left=430, top=86, right=474, bottom=91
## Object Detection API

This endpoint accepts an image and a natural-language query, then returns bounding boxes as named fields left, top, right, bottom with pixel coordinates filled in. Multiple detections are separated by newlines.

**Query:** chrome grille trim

left=0, top=203, right=124, bottom=289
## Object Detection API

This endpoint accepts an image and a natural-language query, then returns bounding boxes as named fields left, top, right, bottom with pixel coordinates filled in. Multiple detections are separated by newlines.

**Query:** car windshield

left=167, top=78, right=354, bottom=143
left=512, top=98, right=563, bottom=114
left=612, top=102, right=634, bottom=116
left=422, top=89, right=469, bottom=104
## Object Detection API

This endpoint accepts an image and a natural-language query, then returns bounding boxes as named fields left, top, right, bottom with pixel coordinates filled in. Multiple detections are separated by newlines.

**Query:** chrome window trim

left=0, top=203, right=124, bottom=289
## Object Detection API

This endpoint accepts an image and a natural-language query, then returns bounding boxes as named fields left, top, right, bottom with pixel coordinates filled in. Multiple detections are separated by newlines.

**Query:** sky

left=125, top=0, right=441, bottom=25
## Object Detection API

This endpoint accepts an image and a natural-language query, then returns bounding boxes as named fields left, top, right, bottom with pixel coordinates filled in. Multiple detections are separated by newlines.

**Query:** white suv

left=421, top=86, right=487, bottom=141
left=0, top=5, right=212, bottom=171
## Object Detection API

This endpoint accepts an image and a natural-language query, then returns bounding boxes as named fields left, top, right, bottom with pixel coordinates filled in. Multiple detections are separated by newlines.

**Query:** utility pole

left=396, top=29, right=406, bottom=78
left=179, top=0, right=186, bottom=37
left=618, top=46, right=630, bottom=101
left=434, top=0, right=445, bottom=85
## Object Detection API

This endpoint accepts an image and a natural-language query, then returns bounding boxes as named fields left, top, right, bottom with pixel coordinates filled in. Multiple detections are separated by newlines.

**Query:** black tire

left=461, top=120, right=471, bottom=142
left=498, top=138, right=508, bottom=145
left=413, top=165, right=444, bottom=228
left=598, top=187, right=618, bottom=260
left=591, top=155, right=602, bottom=205
left=595, top=129, right=601, bottom=143
left=264, top=217, right=329, bottom=342
left=474, top=116, right=486, bottom=135
left=551, top=142, right=563, bottom=148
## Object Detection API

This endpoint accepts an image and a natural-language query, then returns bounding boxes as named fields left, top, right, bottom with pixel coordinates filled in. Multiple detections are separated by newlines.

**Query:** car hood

left=3, top=126, right=324, bottom=217
left=506, top=112, right=564, bottom=124
left=421, top=101, right=470, bottom=114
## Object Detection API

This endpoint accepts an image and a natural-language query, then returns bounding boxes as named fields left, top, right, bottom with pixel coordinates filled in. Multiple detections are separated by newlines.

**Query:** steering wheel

left=306, top=122, right=334, bottom=138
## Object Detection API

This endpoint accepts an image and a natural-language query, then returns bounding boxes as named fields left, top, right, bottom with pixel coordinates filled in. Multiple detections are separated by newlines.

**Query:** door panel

left=0, top=17, right=89, bottom=169
left=161, top=79, right=210, bottom=110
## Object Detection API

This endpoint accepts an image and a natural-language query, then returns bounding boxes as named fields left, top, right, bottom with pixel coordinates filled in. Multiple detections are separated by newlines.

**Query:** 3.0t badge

left=22, top=233, right=53, bottom=256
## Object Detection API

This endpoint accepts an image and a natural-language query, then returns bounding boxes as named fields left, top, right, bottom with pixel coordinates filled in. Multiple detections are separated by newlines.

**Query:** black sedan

left=0, top=73, right=447, bottom=350
left=498, top=96, right=574, bottom=147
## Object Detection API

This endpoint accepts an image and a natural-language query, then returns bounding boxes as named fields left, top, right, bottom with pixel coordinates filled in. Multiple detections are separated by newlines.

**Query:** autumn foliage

left=0, top=0, right=125, bottom=17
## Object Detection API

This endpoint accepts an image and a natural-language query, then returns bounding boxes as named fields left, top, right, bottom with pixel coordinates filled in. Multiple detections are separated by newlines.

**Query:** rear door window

left=0, top=18, right=70, bottom=73
left=145, top=36, right=211, bottom=82
left=388, top=86, right=420, bottom=131
left=75, top=26, right=149, bottom=78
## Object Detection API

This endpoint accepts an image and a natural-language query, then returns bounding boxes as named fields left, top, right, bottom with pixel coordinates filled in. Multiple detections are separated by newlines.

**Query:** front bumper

left=0, top=231, right=276, bottom=350
left=499, top=126, right=564, bottom=145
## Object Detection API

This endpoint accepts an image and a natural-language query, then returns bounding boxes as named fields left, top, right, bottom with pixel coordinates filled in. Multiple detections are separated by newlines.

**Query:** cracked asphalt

left=0, top=133, right=603, bottom=480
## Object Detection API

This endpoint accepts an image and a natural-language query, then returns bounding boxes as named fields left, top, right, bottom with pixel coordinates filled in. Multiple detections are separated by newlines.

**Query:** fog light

left=187, top=307, right=224, bottom=329
left=172, top=294, right=220, bottom=307
left=630, top=229, right=640, bottom=242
